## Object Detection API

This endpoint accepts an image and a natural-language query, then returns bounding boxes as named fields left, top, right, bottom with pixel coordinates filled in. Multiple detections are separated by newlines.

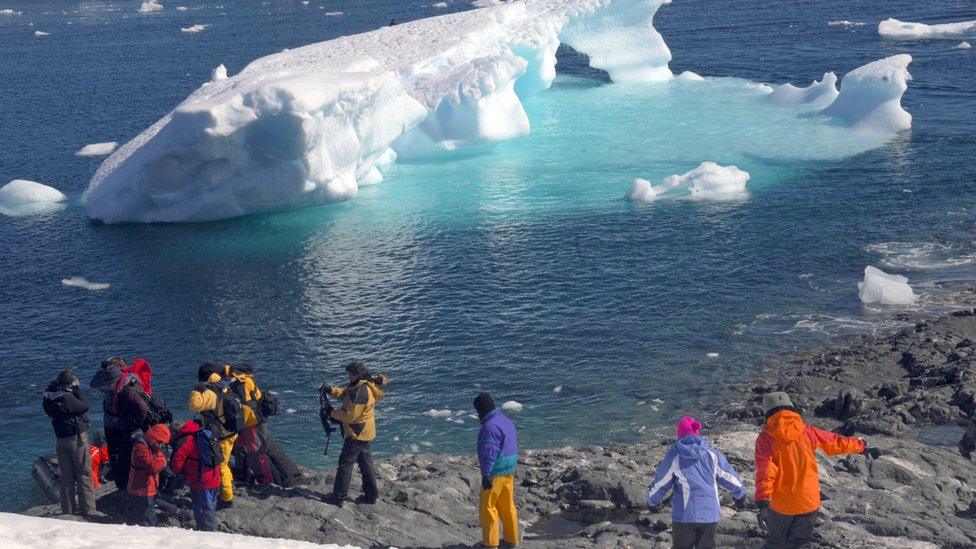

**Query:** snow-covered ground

left=84, top=0, right=916, bottom=223
left=878, top=18, right=976, bottom=38
left=0, top=512, right=359, bottom=549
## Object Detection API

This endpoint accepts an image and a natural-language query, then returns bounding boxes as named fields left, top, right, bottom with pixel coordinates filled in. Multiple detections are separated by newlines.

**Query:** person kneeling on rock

left=755, top=392, right=881, bottom=549
left=474, top=392, right=519, bottom=549
left=647, top=416, right=746, bottom=548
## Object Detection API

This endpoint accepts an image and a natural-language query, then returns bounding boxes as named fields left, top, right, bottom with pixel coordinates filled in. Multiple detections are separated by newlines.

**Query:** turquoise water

left=1, top=0, right=976, bottom=512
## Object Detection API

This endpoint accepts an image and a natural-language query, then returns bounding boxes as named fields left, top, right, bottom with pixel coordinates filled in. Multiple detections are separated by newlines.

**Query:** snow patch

left=879, top=18, right=976, bottom=38
left=0, top=179, right=66, bottom=216
left=181, top=24, right=209, bottom=33
left=953, top=41, right=972, bottom=50
left=0, top=512, right=356, bottom=548
left=62, top=277, right=110, bottom=291
left=627, top=162, right=749, bottom=202
left=501, top=400, right=523, bottom=412
left=858, top=266, right=915, bottom=305
left=424, top=409, right=453, bottom=418
left=139, top=0, right=164, bottom=13
left=76, top=142, right=118, bottom=157
left=822, top=55, right=912, bottom=133
left=767, top=72, right=838, bottom=108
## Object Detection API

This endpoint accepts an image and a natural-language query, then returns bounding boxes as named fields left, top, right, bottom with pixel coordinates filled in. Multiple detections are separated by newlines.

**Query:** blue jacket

left=477, top=409, right=518, bottom=478
left=647, top=435, right=745, bottom=523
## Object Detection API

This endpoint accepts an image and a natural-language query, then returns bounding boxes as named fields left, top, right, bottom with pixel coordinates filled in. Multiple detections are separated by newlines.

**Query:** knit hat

left=54, top=370, right=78, bottom=388
left=676, top=416, right=701, bottom=438
left=198, top=362, right=223, bottom=382
left=145, top=424, right=171, bottom=446
left=763, top=391, right=794, bottom=413
left=345, top=359, right=370, bottom=380
left=473, top=392, right=496, bottom=419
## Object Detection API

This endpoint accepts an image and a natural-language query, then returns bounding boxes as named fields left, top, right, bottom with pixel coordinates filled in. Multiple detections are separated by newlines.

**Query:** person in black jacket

left=90, top=357, right=149, bottom=492
left=42, top=370, right=96, bottom=516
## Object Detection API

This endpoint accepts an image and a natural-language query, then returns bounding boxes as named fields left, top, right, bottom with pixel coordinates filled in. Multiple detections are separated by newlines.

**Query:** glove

left=862, top=446, right=882, bottom=459
left=481, top=476, right=493, bottom=491
left=733, top=496, right=748, bottom=511
left=755, top=500, right=770, bottom=532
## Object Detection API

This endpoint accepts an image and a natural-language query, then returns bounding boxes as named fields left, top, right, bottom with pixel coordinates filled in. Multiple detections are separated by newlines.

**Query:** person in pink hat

left=647, top=416, right=748, bottom=548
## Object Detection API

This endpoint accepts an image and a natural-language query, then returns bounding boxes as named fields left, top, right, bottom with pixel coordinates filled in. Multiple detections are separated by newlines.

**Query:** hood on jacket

left=764, top=409, right=806, bottom=443
left=676, top=434, right=706, bottom=460
left=145, top=424, right=171, bottom=446
left=177, top=419, right=202, bottom=437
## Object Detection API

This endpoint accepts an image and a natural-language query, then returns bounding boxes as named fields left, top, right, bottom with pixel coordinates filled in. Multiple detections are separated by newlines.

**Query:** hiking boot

left=217, top=499, right=234, bottom=510
left=354, top=495, right=377, bottom=505
left=322, top=493, right=345, bottom=508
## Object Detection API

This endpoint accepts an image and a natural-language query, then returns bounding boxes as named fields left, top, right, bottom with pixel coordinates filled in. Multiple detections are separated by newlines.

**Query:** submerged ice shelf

left=85, top=0, right=915, bottom=223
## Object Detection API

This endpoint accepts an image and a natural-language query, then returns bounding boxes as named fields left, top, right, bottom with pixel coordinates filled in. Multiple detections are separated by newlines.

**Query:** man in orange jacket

left=754, top=392, right=881, bottom=548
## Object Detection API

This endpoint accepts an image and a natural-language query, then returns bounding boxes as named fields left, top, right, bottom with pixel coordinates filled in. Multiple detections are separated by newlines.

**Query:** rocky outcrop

left=25, top=311, right=976, bottom=548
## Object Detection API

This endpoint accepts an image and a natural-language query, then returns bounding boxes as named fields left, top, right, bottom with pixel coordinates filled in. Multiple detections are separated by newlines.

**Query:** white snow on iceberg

left=821, top=54, right=912, bottom=133
left=0, top=179, right=66, bottom=216
left=767, top=72, right=838, bottom=108
left=0, top=512, right=357, bottom=548
left=858, top=265, right=915, bottom=305
left=627, top=162, right=749, bottom=202
left=879, top=18, right=976, bottom=38
left=76, top=141, right=118, bottom=157
left=139, top=0, right=164, bottom=13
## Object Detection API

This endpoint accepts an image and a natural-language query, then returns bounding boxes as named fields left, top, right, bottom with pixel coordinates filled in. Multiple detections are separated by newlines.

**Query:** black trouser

left=105, top=427, right=129, bottom=492
left=672, top=521, right=717, bottom=549
left=765, top=509, right=817, bottom=549
left=332, top=438, right=377, bottom=501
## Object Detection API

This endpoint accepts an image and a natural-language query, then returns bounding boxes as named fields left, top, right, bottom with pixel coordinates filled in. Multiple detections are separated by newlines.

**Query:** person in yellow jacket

left=225, top=364, right=271, bottom=488
left=188, top=362, right=240, bottom=506
left=320, top=360, right=388, bottom=507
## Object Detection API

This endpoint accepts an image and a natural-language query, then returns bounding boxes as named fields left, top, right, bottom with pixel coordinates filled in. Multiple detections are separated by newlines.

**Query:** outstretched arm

left=714, top=449, right=746, bottom=500
left=809, top=426, right=865, bottom=456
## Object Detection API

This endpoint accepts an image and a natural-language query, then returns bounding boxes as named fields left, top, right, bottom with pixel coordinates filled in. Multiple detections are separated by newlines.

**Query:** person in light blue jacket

left=647, top=416, right=747, bottom=549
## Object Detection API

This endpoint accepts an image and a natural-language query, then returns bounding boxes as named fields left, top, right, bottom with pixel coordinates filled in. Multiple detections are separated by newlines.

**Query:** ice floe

left=324, top=11, right=343, bottom=16
left=76, top=142, right=118, bottom=157
left=827, top=20, right=865, bottom=28
left=767, top=72, right=838, bottom=108
left=139, top=0, right=164, bottom=13
left=433, top=2, right=449, bottom=7
left=822, top=54, right=912, bottom=133
left=627, top=162, right=749, bottom=202
left=62, top=277, right=110, bottom=291
left=0, top=179, right=66, bottom=216
left=954, top=41, right=972, bottom=50
left=181, top=24, right=209, bottom=33
left=34, top=31, right=50, bottom=37
left=424, top=409, right=453, bottom=418
left=501, top=401, right=523, bottom=412
left=858, top=266, right=915, bottom=306
left=176, top=6, right=188, bottom=11
left=1, top=9, right=22, bottom=16
left=879, top=18, right=976, bottom=38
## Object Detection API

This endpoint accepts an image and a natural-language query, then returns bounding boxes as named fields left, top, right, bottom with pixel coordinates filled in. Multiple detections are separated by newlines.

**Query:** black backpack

left=141, top=392, right=173, bottom=430
left=214, top=380, right=245, bottom=434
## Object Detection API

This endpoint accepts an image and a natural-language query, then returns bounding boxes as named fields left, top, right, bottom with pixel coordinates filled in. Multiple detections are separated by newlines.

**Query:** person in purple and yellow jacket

left=474, top=392, right=519, bottom=548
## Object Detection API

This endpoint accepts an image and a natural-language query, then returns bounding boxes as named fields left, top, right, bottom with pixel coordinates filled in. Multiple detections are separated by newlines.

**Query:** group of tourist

left=42, top=357, right=884, bottom=548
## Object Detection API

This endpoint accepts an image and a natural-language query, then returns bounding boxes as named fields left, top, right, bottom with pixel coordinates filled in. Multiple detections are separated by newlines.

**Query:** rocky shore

left=26, top=311, right=976, bottom=548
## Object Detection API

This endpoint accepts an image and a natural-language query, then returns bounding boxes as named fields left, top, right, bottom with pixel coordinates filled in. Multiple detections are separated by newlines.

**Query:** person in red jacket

left=171, top=420, right=222, bottom=531
left=126, top=424, right=170, bottom=527
left=90, top=429, right=109, bottom=489
left=755, top=392, right=880, bottom=548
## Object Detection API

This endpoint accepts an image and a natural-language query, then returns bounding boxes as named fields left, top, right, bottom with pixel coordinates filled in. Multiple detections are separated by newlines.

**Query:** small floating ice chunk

left=821, top=55, right=912, bottom=133
left=176, top=6, right=188, bottom=11
left=1, top=9, right=22, bottom=16
left=324, top=11, right=343, bottom=16
left=858, top=266, right=915, bottom=305
left=767, top=72, right=839, bottom=108
left=211, top=64, right=228, bottom=82
left=139, top=0, right=164, bottom=12
left=879, top=18, right=976, bottom=38
left=34, top=31, right=50, bottom=37
left=953, top=41, right=972, bottom=50
left=424, top=409, right=453, bottom=418
left=0, top=179, right=66, bottom=216
left=75, top=142, right=118, bottom=157
left=286, top=408, right=297, bottom=414
left=433, top=2, right=449, bottom=7
left=62, top=277, right=110, bottom=291
left=706, top=352, right=719, bottom=358
left=181, top=24, right=209, bottom=33
left=501, top=401, right=523, bottom=412
left=628, top=162, right=749, bottom=202
left=553, top=385, right=562, bottom=393
left=676, top=71, right=704, bottom=81
left=827, top=20, right=865, bottom=28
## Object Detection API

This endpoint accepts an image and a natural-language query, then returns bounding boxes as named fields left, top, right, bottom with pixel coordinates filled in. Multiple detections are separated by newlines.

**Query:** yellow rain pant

left=479, top=474, right=519, bottom=547
left=218, top=435, right=238, bottom=502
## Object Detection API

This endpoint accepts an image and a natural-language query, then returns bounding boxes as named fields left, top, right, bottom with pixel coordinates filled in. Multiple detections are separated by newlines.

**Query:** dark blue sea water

left=1, top=0, right=975, bottom=512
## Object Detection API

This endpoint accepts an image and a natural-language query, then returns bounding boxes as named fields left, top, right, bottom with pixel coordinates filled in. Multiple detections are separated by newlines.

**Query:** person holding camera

left=320, top=360, right=388, bottom=507
left=42, top=370, right=96, bottom=517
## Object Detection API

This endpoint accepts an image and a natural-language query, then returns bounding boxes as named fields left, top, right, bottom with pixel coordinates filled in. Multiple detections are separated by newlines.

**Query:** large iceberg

left=85, top=0, right=913, bottom=223
left=878, top=18, right=976, bottom=38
